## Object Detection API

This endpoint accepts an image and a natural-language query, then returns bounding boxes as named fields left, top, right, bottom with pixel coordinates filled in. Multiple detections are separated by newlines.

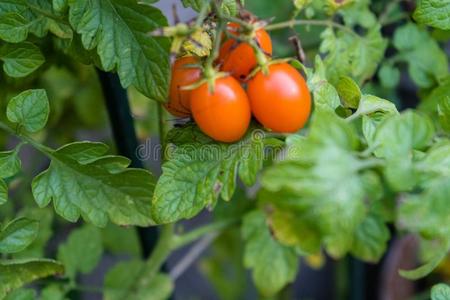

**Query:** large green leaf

left=32, top=142, right=155, bottom=227
left=320, top=25, right=387, bottom=84
left=68, top=0, right=170, bottom=102
left=0, top=259, right=64, bottom=299
left=104, top=261, right=173, bottom=300
left=57, top=225, right=103, bottom=279
left=152, top=125, right=264, bottom=224
left=262, top=111, right=382, bottom=257
left=374, top=110, right=435, bottom=158
left=242, top=211, right=298, bottom=297
left=350, top=215, right=390, bottom=262
left=0, top=0, right=72, bottom=41
left=7, top=89, right=49, bottom=133
left=0, top=43, right=44, bottom=78
left=399, top=180, right=450, bottom=239
left=0, top=218, right=39, bottom=254
left=393, top=23, right=448, bottom=88
left=414, top=0, right=450, bottom=30
left=269, top=207, right=321, bottom=255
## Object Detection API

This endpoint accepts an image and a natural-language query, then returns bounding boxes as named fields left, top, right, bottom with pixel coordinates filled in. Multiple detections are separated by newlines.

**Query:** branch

left=170, top=233, right=217, bottom=280
left=265, top=19, right=359, bottom=38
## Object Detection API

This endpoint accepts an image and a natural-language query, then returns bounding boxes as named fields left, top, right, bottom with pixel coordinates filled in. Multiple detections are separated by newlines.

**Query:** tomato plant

left=0, top=0, right=449, bottom=300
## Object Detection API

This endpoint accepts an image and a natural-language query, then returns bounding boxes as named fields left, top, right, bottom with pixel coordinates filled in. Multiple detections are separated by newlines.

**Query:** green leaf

left=438, top=96, right=450, bottom=133
left=356, top=95, right=398, bottom=118
left=393, top=23, right=448, bottom=88
left=4, top=288, right=36, bottom=300
left=0, top=148, right=22, bottom=179
left=7, top=89, right=49, bottom=133
left=32, top=142, right=155, bottom=227
left=414, top=0, right=450, bottom=30
left=0, top=218, right=39, bottom=254
left=0, top=179, right=7, bottom=205
left=350, top=215, right=390, bottom=262
left=68, top=0, right=170, bottom=102
left=152, top=125, right=264, bottom=224
left=181, top=0, right=201, bottom=10
left=102, top=224, right=141, bottom=257
left=57, top=225, right=103, bottom=279
left=378, top=64, right=400, bottom=89
left=221, top=0, right=238, bottom=16
left=40, top=285, right=66, bottom=300
left=374, top=110, right=434, bottom=158
left=0, top=42, right=44, bottom=78
left=270, top=207, right=321, bottom=254
left=336, top=76, right=361, bottom=109
left=320, top=25, right=387, bottom=84
left=104, top=261, right=173, bottom=300
left=359, top=95, right=399, bottom=146
left=0, top=0, right=72, bottom=40
left=399, top=243, right=449, bottom=280
left=14, top=208, right=54, bottom=259
left=431, top=283, right=450, bottom=300
left=53, top=0, right=69, bottom=15
left=262, top=111, right=382, bottom=258
left=399, top=179, right=450, bottom=239
left=0, top=259, right=64, bottom=299
left=242, top=211, right=299, bottom=297
left=0, top=13, right=28, bottom=43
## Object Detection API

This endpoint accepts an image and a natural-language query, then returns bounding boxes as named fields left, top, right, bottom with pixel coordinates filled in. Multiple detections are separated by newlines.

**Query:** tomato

left=217, top=23, right=272, bottom=81
left=165, top=56, right=202, bottom=117
left=247, top=63, right=311, bottom=133
left=190, top=76, right=251, bottom=142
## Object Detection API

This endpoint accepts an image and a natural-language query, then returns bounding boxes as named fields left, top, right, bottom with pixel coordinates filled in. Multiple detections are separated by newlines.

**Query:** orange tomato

left=247, top=63, right=311, bottom=133
left=217, top=23, right=272, bottom=81
left=165, top=56, right=202, bottom=117
left=190, top=76, right=251, bottom=142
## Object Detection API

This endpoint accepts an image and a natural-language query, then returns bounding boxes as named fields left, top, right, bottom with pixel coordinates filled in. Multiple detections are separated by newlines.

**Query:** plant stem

left=194, top=0, right=212, bottom=27
left=0, top=121, right=54, bottom=156
left=170, top=233, right=218, bottom=280
left=265, top=19, right=359, bottom=38
left=158, top=103, right=170, bottom=162
left=171, top=218, right=237, bottom=249
left=144, top=223, right=174, bottom=276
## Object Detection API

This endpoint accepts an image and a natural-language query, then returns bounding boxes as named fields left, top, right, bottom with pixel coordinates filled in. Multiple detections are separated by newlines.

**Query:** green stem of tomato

left=171, top=218, right=238, bottom=250
left=144, top=223, right=174, bottom=277
left=0, top=120, right=54, bottom=156
left=265, top=19, right=359, bottom=38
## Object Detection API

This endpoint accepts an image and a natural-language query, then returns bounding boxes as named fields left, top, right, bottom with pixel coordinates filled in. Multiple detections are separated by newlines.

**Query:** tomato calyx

left=245, top=58, right=293, bottom=81
left=181, top=68, right=230, bottom=95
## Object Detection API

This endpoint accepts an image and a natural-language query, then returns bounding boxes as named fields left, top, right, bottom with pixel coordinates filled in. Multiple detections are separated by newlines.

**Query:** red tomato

left=247, top=63, right=311, bottom=133
left=190, top=76, right=251, bottom=142
left=217, top=23, right=272, bottom=81
left=165, top=56, right=201, bottom=117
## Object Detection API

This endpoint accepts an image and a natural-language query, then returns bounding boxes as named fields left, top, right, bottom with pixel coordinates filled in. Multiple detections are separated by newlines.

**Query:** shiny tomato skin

left=247, top=63, right=311, bottom=133
left=218, top=23, right=272, bottom=81
left=190, top=76, right=251, bottom=143
left=165, top=56, right=201, bottom=117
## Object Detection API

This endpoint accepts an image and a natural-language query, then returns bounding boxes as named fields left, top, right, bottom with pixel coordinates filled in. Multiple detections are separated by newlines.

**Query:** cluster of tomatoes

left=165, top=22, right=312, bottom=143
